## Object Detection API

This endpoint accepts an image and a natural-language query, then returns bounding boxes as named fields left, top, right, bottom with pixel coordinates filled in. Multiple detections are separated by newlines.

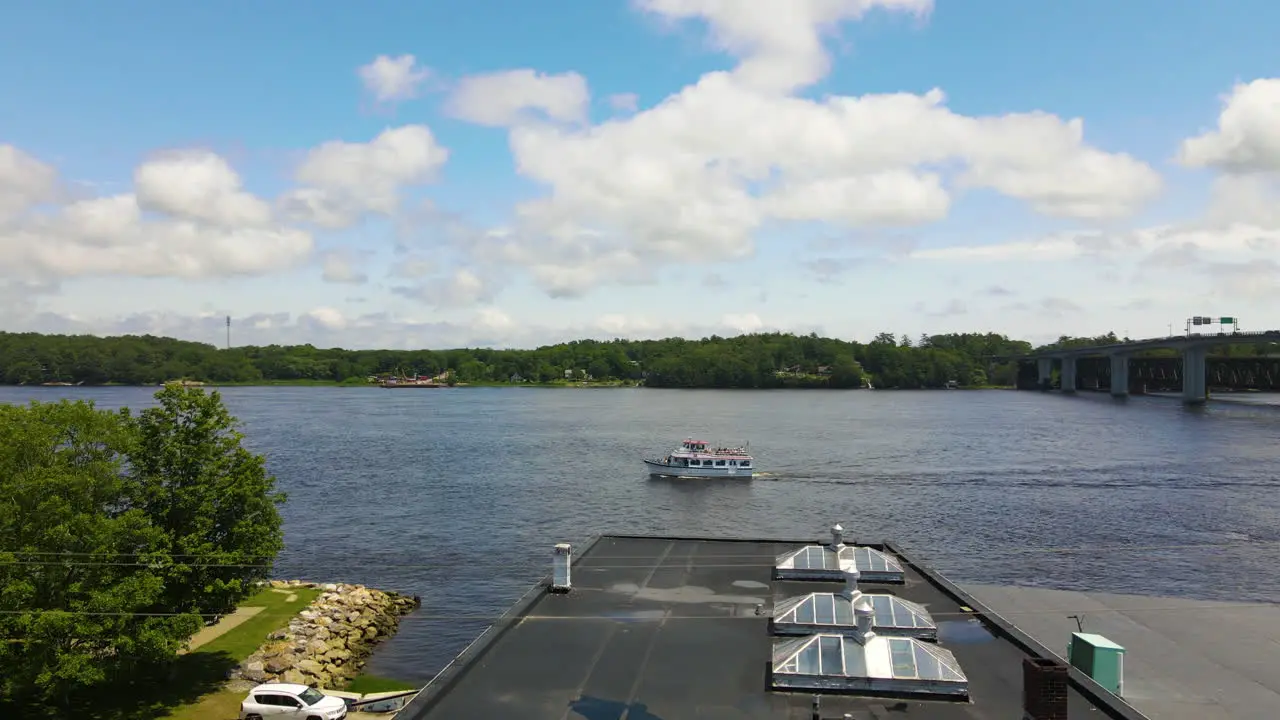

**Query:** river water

left=3, top=386, right=1278, bottom=682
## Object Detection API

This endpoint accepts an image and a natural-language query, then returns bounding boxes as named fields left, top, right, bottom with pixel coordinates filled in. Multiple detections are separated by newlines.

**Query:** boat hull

left=644, top=459, right=753, bottom=479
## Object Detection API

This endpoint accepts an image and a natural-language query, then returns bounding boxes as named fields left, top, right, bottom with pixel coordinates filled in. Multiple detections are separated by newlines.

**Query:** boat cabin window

left=740, top=461, right=751, bottom=467
left=715, top=460, right=726, bottom=466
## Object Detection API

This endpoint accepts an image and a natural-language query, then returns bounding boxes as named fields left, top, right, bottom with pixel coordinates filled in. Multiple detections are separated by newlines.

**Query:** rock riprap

left=235, top=580, right=420, bottom=689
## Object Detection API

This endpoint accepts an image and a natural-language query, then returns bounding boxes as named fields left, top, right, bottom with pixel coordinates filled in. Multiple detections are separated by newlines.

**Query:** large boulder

left=264, top=655, right=294, bottom=674
left=242, top=660, right=268, bottom=683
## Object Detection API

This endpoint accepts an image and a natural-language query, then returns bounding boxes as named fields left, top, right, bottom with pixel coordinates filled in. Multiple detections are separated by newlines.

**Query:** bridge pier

left=1110, top=354, right=1129, bottom=397
left=1060, top=356, right=1077, bottom=393
left=1037, top=358, right=1052, bottom=389
left=1182, top=346, right=1208, bottom=404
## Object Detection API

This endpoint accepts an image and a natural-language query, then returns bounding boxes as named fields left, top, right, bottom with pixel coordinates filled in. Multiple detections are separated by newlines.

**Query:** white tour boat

left=644, top=438, right=754, bottom=478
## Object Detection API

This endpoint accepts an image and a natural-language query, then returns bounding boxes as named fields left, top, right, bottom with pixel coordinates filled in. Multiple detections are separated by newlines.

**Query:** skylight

left=772, top=592, right=937, bottom=640
left=773, top=545, right=906, bottom=583
left=771, top=634, right=968, bottom=698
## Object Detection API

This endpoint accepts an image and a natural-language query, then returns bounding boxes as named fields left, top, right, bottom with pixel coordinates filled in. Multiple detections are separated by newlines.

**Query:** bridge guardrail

left=1007, top=330, right=1280, bottom=360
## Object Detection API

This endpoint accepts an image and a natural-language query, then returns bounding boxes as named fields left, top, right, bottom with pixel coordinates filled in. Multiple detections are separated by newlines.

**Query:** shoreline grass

left=158, top=585, right=320, bottom=720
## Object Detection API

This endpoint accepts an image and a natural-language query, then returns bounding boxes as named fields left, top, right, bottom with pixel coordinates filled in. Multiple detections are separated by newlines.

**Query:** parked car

left=238, top=683, right=348, bottom=720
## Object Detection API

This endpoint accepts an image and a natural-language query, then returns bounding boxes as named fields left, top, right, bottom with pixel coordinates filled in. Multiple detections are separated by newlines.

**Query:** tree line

left=0, top=330, right=1037, bottom=389
left=1, top=385, right=284, bottom=714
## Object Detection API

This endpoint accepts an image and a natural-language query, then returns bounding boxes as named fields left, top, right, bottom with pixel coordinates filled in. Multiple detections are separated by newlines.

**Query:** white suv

left=238, top=683, right=348, bottom=720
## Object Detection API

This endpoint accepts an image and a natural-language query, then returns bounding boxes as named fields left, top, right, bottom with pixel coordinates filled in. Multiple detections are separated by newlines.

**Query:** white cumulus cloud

left=358, top=54, right=431, bottom=103
left=479, top=68, right=1159, bottom=296
left=0, top=147, right=313, bottom=282
left=391, top=267, right=497, bottom=308
left=134, top=150, right=272, bottom=227
left=636, top=0, right=935, bottom=92
left=279, top=125, right=450, bottom=229
left=1178, top=79, right=1280, bottom=173
left=445, top=69, right=590, bottom=127
left=0, top=145, right=61, bottom=221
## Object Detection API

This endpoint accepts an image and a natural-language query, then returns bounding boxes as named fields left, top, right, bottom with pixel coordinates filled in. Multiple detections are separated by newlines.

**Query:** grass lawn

left=160, top=690, right=247, bottom=720
left=1, top=585, right=320, bottom=720
left=184, top=586, right=320, bottom=661
left=344, top=674, right=419, bottom=694
left=156, top=586, right=321, bottom=720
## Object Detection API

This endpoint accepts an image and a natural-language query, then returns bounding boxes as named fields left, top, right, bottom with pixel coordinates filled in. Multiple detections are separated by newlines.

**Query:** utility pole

left=226, top=316, right=231, bottom=350
left=1168, top=323, right=1172, bottom=337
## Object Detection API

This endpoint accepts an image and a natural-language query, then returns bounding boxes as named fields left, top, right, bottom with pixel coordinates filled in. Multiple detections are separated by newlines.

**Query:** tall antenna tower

left=226, top=316, right=231, bottom=350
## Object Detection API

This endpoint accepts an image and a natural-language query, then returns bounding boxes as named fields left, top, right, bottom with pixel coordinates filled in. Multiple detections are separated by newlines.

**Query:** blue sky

left=3, top=0, right=1279, bottom=348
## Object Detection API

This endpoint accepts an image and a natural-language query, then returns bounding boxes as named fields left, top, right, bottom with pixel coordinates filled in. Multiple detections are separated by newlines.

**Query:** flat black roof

left=399, top=535, right=1147, bottom=720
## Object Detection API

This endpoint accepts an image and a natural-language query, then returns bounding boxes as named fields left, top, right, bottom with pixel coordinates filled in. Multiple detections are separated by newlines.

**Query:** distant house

left=817, top=366, right=832, bottom=375
left=564, top=368, right=575, bottom=379
left=510, top=373, right=525, bottom=383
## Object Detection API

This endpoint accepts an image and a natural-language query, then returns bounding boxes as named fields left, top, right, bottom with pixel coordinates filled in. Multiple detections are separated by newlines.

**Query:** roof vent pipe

left=840, top=567, right=862, bottom=602
left=830, top=523, right=845, bottom=549
left=854, top=595, right=876, bottom=642
left=550, top=543, right=572, bottom=593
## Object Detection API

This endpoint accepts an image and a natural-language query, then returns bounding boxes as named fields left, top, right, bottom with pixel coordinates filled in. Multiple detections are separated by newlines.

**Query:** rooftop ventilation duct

left=854, top=596, right=875, bottom=642
left=550, top=543, right=572, bottom=593
left=830, top=522, right=846, bottom=549
left=840, top=568, right=862, bottom=602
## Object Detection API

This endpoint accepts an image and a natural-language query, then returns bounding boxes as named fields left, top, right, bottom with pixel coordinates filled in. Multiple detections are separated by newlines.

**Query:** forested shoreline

left=0, top=330, right=1036, bottom=390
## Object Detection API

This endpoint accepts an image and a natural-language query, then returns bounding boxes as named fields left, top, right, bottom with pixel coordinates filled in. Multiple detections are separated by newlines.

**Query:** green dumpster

left=1067, top=632, right=1125, bottom=696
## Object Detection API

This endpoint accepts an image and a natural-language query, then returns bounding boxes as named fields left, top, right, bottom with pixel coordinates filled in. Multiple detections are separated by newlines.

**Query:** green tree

left=829, top=357, right=865, bottom=388
left=587, top=359, right=611, bottom=380
left=125, top=385, right=285, bottom=616
left=0, top=400, right=201, bottom=704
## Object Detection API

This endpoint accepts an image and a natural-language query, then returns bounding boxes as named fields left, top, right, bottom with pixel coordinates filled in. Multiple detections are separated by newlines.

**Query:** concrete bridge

left=1015, top=330, right=1280, bottom=404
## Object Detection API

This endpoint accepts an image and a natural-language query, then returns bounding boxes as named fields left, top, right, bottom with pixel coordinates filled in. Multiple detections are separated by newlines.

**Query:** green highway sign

left=1220, top=317, right=1236, bottom=324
